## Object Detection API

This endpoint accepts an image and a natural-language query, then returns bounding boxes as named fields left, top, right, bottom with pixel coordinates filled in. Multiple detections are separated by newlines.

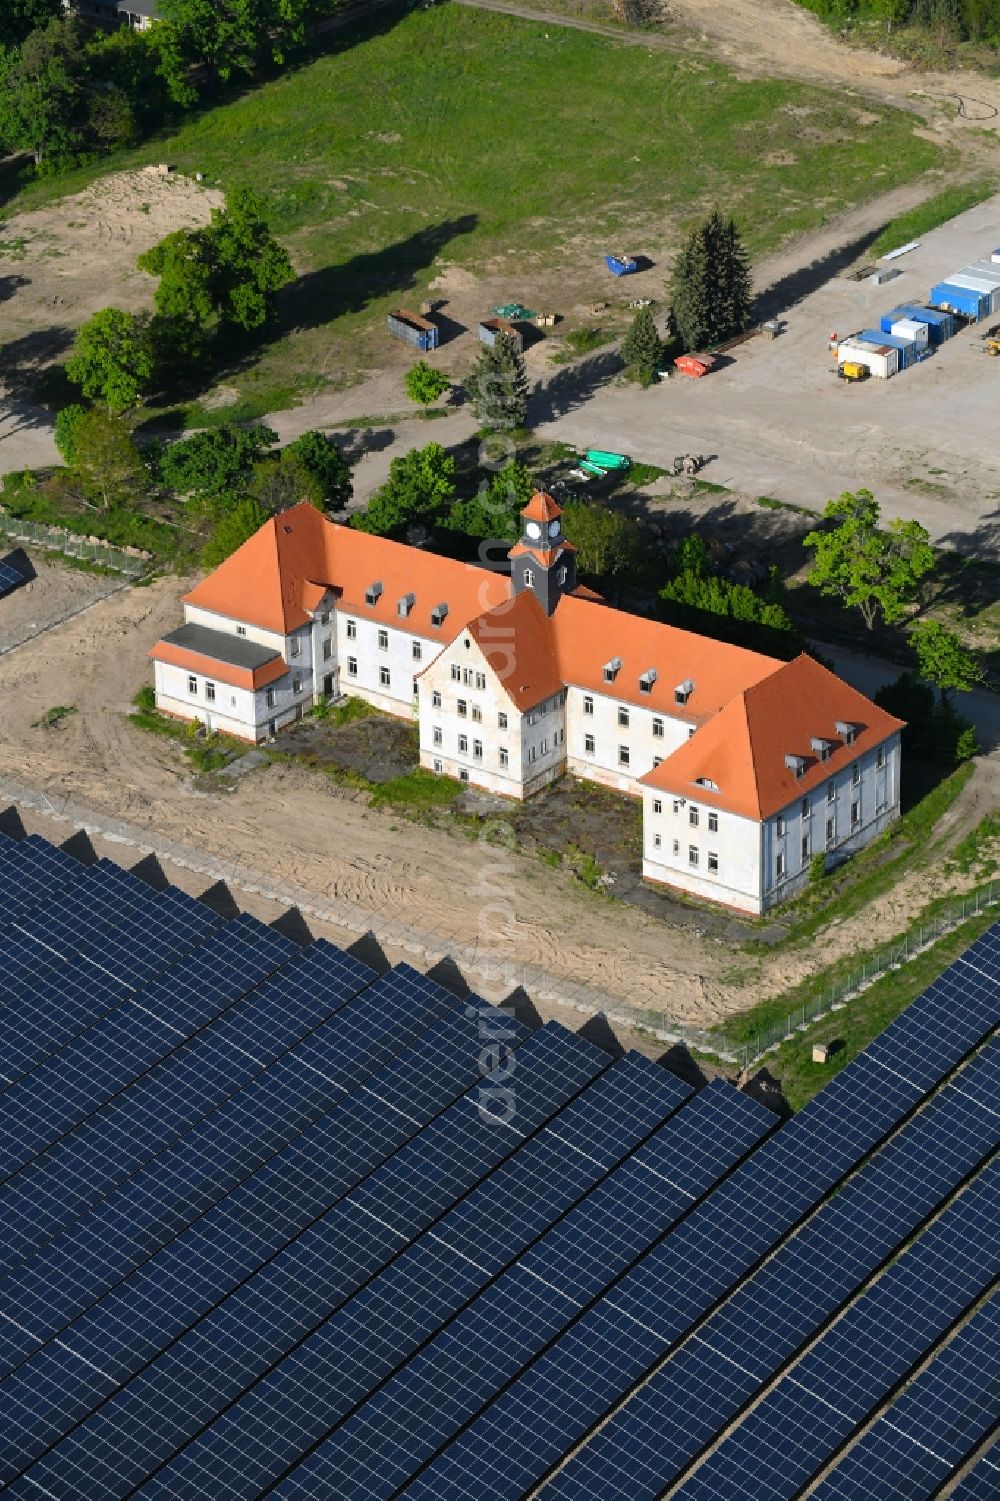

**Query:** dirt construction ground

left=0, top=570, right=995, bottom=1036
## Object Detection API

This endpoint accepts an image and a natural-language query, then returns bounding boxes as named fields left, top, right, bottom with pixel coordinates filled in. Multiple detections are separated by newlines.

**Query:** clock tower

left=509, top=492, right=577, bottom=617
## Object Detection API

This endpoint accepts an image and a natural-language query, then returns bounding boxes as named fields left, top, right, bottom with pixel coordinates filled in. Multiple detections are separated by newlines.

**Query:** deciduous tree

left=803, top=489, right=935, bottom=630
left=66, top=410, right=149, bottom=512
left=0, top=0, right=63, bottom=50
left=157, top=423, right=277, bottom=506
left=201, top=496, right=269, bottom=568
left=284, top=430, right=352, bottom=511
left=444, top=461, right=534, bottom=542
left=66, top=308, right=154, bottom=414
left=246, top=452, right=323, bottom=515
left=560, top=499, right=642, bottom=580
left=405, top=360, right=450, bottom=406
left=353, top=443, right=456, bottom=538
left=909, top=619, right=981, bottom=701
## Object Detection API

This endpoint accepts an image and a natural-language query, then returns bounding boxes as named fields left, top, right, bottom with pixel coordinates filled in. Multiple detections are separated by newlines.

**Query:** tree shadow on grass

left=154, top=216, right=480, bottom=406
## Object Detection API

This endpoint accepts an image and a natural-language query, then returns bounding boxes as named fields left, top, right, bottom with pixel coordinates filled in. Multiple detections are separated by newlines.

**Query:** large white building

left=151, top=496, right=904, bottom=913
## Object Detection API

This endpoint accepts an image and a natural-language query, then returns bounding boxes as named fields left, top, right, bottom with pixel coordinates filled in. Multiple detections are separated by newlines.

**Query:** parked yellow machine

left=840, top=361, right=869, bottom=382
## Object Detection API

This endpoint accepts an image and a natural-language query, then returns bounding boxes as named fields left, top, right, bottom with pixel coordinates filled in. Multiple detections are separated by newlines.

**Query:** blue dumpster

left=605, top=254, right=638, bottom=277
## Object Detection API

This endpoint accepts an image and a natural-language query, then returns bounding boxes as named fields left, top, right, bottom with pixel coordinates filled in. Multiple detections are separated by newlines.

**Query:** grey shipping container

left=477, top=317, right=524, bottom=352
left=387, top=309, right=440, bottom=351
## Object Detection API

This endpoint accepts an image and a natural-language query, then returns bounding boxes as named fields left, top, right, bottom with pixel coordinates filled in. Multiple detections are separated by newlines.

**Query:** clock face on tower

left=548, top=518, right=561, bottom=539
left=525, top=521, right=542, bottom=541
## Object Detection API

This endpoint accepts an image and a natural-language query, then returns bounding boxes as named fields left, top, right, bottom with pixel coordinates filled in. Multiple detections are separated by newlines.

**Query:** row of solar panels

left=0, top=826, right=995, bottom=1500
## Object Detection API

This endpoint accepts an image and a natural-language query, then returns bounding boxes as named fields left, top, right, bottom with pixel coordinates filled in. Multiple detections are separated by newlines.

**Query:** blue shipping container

left=859, top=329, right=916, bottom=369
left=929, top=283, right=987, bottom=320
left=879, top=305, right=955, bottom=344
left=387, top=311, right=439, bottom=351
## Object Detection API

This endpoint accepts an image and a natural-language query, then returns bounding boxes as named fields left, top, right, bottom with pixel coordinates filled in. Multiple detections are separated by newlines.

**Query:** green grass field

left=7, top=5, right=948, bottom=410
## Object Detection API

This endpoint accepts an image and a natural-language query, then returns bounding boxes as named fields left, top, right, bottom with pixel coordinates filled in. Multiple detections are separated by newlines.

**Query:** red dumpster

left=674, top=353, right=716, bottom=378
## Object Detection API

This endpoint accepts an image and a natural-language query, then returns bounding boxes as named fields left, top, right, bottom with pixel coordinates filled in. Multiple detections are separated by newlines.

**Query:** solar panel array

left=0, top=829, right=995, bottom=1501
left=0, top=556, right=25, bottom=598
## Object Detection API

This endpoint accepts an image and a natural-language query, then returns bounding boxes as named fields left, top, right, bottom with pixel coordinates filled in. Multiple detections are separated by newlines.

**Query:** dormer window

left=639, top=669, right=657, bottom=694
left=523, top=568, right=534, bottom=587
left=431, top=603, right=448, bottom=628
left=397, top=592, right=415, bottom=617
left=835, top=720, right=859, bottom=745
left=675, top=679, right=694, bottom=706
left=811, top=737, right=834, bottom=762
left=785, top=753, right=807, bottom=779
left=694, top=776, right=719, bottom=791
left=365, top=581, right=383, bottom=606
left=603, top=656, right=622, bottom=683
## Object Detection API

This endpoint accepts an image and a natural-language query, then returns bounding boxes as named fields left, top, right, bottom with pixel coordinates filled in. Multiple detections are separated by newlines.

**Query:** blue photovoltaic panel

left=0, top=913, right=296, bottom=1184
left=0, top=557, right=24, bottom=596
left=0, top=939, right=375, bottom=1344
left=0, top=835, right=87, bottom=920
left=673, top=1157, right=1000, bottom=1501
left=808, top=1294, right=1000, bottom=1501
left=388, top=1040, right=1000, bottom=1501
left=947, top=1453, right=1000, bottom=1500
left=4, top=1026, right=607, bottom=1498
left=0, top=872, right=224, bottom=1086
left=0, top=965, right=472, bottom=1378
left=0, top=963, right=467, bottom=1302
left=108, top=1056, right=692, bottom=1500
left=0, top=984, right=527, bottom=1479
left=258, top=1081, right=776, bottom=1501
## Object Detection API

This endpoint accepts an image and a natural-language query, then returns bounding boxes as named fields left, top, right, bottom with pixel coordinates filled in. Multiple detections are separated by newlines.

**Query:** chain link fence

left=0, top=513, right=150, bottom=579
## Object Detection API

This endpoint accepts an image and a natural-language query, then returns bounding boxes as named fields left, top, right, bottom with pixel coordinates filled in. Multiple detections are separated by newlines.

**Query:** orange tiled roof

left=466, top=591, right=564, bottom=711
left=149, top=640, right=288, bottom=693
left=639, top=654, right=904, bottom=819
left=520, top=492, right=563, bottom=524
left=183, top=503, right=511, bottom=638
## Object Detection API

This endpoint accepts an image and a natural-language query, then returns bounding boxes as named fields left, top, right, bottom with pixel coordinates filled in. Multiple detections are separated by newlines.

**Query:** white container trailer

left=890, top=318, right=929, bottom=350
left=966, top=260, right=1000, bottom=284
left=992, top=249, right=1000, bottom=265
left=946, top=273, right=1000, bottom=315
left=838, top=337, right=898, bottom=380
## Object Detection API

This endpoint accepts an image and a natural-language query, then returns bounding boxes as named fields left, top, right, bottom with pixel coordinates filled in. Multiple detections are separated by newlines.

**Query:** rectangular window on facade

left=529, top=745, right=537, bottom=763
left=672, top=839, right=680, bottom=856
left=776, top=852, right=786, bottom=879
left=459, top=769, right=470, bottom=783
left=618, top=706, right=629, bottom=727
left=205, top=681, right=216, bottom=702
left=378, top=628, right=389, bottom=651
left=322, top=638, right=332, bottom=661
left=583, top=696, right=594, bottom=716
left=266, top=688, right=275, bottom=708
left=412, top=641, right=422, bottom=661
left=412, top=679, right=419, bottom=700
left=876, top=745, right=885, bottom=769
left=319, top=611, right=330, bottom=626
left=471, top=705, right=482, bottom=723
left=653, top=833, right=662, bottom=849
left=433, top=758, right=443, bottom=774
left=652, top=718, right=664, bottom=738
left=463, top=668, right=474, bottom=686
left=618, top=746, right=630, bottom=767
left=499, top=748, right=509, bottom=769
left=457, top=699, right=467, bottom=717
left=776, top=815, right=785, bottom=836
left=473, top=740, right=483, bottom=760
left=827, top=782, right=836, bottom=803
left=292, top=674, right=302, bottom=694
left=707, top=851, right=719, bottom=873
left=653, top=799, right=662, bottom=815
left=851, top=800, right=861, bottom=827
left=498, top=711, right=508, bottom=730
left=475, top=672, right=486, bottom=691
left=433, top=727, right=442, bottom=746
left=708, top=811, right=718, bottom=833
left=689, top=807, right=699, bottom=828
left=802, top=797, right=811, bottom=818
left=451, top=664, right=461, bottom=682
left=290, top=637, right=301, bottom=658
left=347, top=657, right=358, bottom=677
left=187, top=675, right=197, bottom=696
left=689, top=846, right=699, bottom=867
left=852, top=762, right=861, bottom=785
left=826, top=816, right=835, bottom=845
left=346, top=619, right=357, bottom=639
left=652, top=756, right=662, bottom=769
left=673, top=799, right=680, bottom=815
left=458, top=734, right=468, bottom=753
left=802, top=834, right=810, bottom=861
left=432, top=690, right=441, bottom=708
left=379, top=666, right=391, bottom=688
left=584, top=734, right=595, bottom=754
left=236, top=625, right=247, bottom=637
